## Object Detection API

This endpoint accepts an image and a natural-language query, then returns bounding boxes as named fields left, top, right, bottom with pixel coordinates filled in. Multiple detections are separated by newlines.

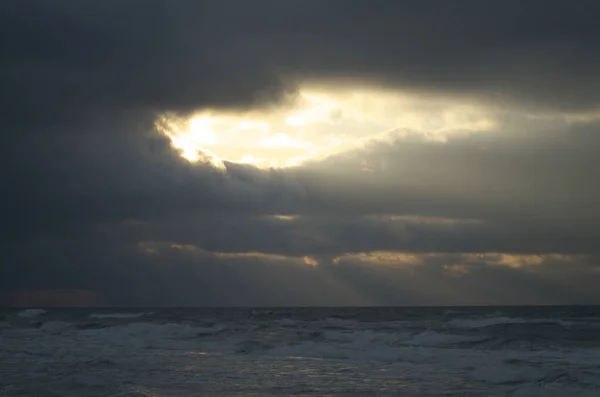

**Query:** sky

left=2, top=0, right=600, bottom=306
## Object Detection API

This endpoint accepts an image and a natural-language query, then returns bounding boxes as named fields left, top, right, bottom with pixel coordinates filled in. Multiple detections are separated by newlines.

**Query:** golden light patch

left=213, top=251, right=292, bottom=262
left=443, top=264, right=469, bottom=276
left=458, top=253, right=575, bottom=268
left=155, top=85, right=499, bottom=168
left=333, top=251, right=422, bottom=266
left=303, top=256, right=319, bottom=266
left=136, top=242, right=318, bottom=267
left=270, top=214, right=299, bottom=221
left=171, top=243, right=199, bottom=252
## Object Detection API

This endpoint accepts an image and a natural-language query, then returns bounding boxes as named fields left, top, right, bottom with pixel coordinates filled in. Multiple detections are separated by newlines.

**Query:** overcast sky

left=2, top=0, right=600, bottom=306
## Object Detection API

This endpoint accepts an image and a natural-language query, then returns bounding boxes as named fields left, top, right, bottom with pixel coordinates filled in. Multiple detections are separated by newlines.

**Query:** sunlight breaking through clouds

left=155, top=85, right=499, bottom=168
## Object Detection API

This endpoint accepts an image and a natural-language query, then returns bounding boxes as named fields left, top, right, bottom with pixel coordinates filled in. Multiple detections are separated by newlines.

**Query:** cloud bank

left=2, top=1, right=600, bottom=305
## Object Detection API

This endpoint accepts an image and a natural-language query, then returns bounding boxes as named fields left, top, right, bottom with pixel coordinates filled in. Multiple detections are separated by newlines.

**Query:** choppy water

left=2, top=307, right=600, bottom=396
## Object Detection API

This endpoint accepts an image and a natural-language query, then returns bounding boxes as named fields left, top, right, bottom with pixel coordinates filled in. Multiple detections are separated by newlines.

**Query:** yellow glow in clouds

left=156, top=86, right=498, bottom=168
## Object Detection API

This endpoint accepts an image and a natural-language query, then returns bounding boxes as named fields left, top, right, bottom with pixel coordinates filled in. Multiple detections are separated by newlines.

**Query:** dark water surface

left=2, top=306, right=600, bottom=396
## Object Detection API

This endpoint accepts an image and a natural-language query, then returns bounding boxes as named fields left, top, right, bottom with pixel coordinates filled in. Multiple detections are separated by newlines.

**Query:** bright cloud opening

left=155, top=85, right=499, bottom=168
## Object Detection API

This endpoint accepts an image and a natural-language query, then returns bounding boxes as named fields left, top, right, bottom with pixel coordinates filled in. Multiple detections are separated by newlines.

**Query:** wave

left=17, top=309, right=46, bottom=318
left=89, top=312, right=146, bottom=319
left=39, top=321, right=493, bottom=359
left=447, top=316, right=575, bottom=329
left=40, top=321, right=72, bottom=334
left=10, top=317, right=600, bottom=396
left=23, top=314, right=597, bottom=366
left=28, top=319, right=575, bottom=355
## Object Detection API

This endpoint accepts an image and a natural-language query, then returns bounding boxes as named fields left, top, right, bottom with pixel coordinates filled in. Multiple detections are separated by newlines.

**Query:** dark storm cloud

left=8, top=117, right=600, bottom=255
left=1, top=127, right=305, bottom=242
left=0, top=1, right=288, bottom=128
left=3, top=0, right=600, bottom=128
left=93, top=211, right=600, bottom=258
left=3, top=0, right=600, bottom=305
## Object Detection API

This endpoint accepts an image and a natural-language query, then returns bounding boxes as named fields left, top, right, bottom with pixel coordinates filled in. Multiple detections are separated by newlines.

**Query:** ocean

left=1, top=306, right=599, bottom=396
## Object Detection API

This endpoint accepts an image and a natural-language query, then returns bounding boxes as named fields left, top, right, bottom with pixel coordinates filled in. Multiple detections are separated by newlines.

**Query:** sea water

left=1, top=306, right=600, bottom=396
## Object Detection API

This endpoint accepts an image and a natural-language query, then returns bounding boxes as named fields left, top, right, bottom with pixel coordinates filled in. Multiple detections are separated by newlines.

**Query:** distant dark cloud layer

left=2, top=0, right=600, bottom=305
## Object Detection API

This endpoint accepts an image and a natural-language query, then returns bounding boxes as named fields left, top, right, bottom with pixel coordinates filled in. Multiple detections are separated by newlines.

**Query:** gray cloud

left=3, top=111, right=600, bottom=304
left=3, top=0, right=600, bottom=130
left=2, top=237, right=599, bottom=306
left=97, top=211, right=600, bottom=258
left=3, top=0, right=600, bottom=305
left=298, top=120, right=600, bottom=222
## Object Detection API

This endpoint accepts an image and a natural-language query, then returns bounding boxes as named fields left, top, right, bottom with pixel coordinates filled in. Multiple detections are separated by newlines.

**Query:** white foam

left=324, top=329, right=409, bottom=347
left=267, top=341, right=356, bottom=360
left=75, top=324, right=491, bottom=359
left=263, top=331, right=409, bottom=361
left=89, top=312, right=146, bottom=319
left=321, top=317, right=359, bottom=327
left=4, top=318, right=600, bottom=397
left=233, top=329, right=493, bottom=363
left=17, top=309, right=46, bottom=318
left=448, top=316, right=576, bottom=329
left=86, top=322, right=227, bottom=350
left=448, top=316, right=531, bottom=328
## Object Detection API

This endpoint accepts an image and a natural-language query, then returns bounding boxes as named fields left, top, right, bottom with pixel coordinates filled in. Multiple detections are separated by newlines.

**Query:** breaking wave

left=17, top=309, right=46, bottom=318
left=89, top=312, right=146, bottom=320
left=3, top=307, right=600, bottom=396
